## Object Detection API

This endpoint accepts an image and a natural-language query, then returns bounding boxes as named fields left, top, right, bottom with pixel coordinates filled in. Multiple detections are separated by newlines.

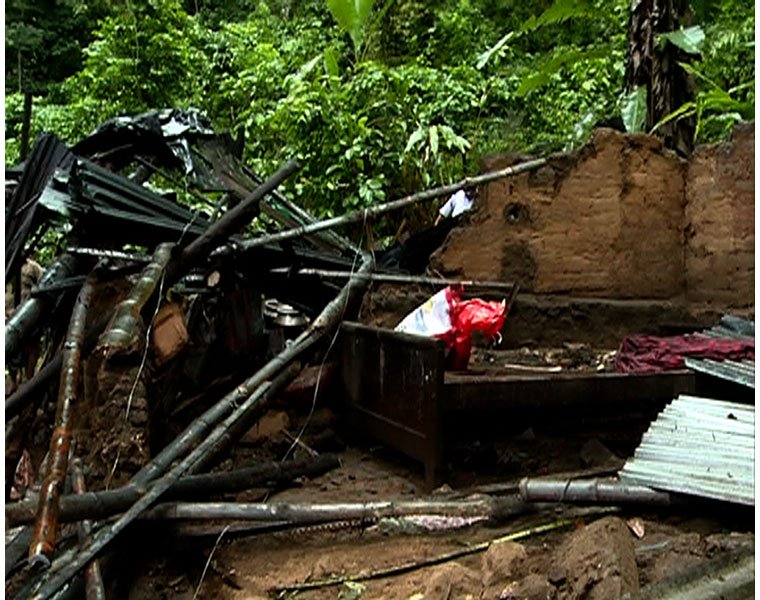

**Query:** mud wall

left=431, top=124, right=754, bottom=311
left=684, top=122, right=754, bottom=309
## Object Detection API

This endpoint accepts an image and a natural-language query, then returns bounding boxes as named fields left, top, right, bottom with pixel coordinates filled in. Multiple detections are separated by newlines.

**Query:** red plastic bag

left=395, top=285, right=507, bottom=370
left=448, top=297, right=506, bottom=370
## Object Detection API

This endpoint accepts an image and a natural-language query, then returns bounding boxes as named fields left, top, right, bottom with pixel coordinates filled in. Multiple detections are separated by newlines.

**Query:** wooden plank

left=442, top=370, right=696, bottom=412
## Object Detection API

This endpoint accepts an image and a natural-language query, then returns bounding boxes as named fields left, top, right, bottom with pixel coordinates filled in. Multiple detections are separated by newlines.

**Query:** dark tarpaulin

left=615, top=334, right=755, bottom=373
left=6, top=134, right=74, bottom=279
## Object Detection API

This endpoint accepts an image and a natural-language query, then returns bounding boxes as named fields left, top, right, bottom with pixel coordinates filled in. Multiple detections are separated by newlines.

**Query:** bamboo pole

left=5, top=253, right=85, bottom=361
left=71, top=459, right=106, bottom=600
left=518, top=478, right=679, bottom=505
left=143, top=498, right=494, bottom=522
left=240, top=158, right=547, bottom=250
left=185, top=361, right=303, bottom=474
left=29, top=268, right=99, bottom=568
left=241, top=163, right=358, bottom=253
left=270, top=267, right=519, bottom=291
left=29, top=253, right=374, bottom=600
left=170, top=159, right=300, bottom=278
left=96, top=243, right=174, bottom=351
left=5, top=313, right=112, bottom=420
left=6, top=454, right=341, bottom=527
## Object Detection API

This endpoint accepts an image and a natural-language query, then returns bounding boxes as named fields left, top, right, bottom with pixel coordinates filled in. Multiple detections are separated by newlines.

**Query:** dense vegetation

left=5, top=0, right=755, bottom=225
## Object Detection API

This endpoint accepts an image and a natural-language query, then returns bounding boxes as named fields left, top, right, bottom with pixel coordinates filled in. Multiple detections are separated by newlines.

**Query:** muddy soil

left=61, top=404, right=750, bottom=600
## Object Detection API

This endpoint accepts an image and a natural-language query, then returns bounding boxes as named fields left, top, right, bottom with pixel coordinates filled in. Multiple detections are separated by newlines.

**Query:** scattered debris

left=627, top=517, right=646, bottom=539
left=4, top=115, right=754, bottom=599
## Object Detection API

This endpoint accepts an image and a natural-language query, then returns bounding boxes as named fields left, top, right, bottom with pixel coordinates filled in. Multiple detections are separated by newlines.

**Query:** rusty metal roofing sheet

left=619, top=394, right=754, bottom=506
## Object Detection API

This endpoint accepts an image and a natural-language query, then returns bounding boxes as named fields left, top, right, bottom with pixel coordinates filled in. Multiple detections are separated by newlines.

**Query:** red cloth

left=614, top=334, right=755, bottom=373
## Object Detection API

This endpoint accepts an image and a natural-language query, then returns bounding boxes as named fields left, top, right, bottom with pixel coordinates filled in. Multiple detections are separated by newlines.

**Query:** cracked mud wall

left=431, top=124, right=754, bottom=313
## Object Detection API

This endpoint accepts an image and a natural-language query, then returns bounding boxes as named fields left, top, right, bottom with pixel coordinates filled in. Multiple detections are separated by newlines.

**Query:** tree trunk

left=626, top=0, right=695, bottom=154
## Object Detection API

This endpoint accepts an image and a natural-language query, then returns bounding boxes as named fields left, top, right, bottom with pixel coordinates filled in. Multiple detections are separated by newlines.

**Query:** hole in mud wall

left=503, top=202, right=531, bottom=225
left=500, top=241, right=537, bottom=288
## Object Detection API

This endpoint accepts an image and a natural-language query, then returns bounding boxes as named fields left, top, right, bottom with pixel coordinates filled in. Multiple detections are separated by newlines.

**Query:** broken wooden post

left=29, top=268, right=99, bottom=568
left=6, top=454, right=341, bottom=527
left=240, top=158, right=547, bottom=250
left=71, top=459, right=106, bottom=600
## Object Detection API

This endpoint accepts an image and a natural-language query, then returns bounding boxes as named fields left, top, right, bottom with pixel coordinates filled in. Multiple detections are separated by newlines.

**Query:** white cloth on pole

left=438, top=189, right=472, bottom=219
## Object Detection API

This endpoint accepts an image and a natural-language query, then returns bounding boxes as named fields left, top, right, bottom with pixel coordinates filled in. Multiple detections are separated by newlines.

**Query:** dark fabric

left=377, top=217, right=459, bottom=274
left=615, top=334, right=754, bottom=373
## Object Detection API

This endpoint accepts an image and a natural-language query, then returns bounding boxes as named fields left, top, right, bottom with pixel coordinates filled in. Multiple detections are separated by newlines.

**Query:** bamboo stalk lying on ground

left=29, top=268, right=99, bottom=568
left=71, top=459, right=105, bottom=600
left=28, top=252, right=374, bottom=600
left=29, top=367, right=295, bottom=598
left=239, top=158, right=547, bottom=251
left=6, top=453, right=341, bottom=527
left=518, top=478, right=679, bottom=505
left=143, top=498, right=495, bottom=522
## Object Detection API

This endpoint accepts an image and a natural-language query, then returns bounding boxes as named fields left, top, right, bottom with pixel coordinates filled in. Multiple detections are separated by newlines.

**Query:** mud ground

left=42, top=402, right=750, bottom=600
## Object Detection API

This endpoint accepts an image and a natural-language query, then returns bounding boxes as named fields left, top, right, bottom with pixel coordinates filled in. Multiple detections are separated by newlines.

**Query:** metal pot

left=274, top=304, right=307, bottom=328
left=263, top=298, right=279, bottom=321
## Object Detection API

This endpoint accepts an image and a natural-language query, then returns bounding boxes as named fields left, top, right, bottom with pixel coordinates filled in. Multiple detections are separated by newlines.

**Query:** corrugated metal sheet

left=684, top=357, right=755, bottom=388
left=619, top=394, right=754, bottom=505
left=688, top=316, right=754, bottom=388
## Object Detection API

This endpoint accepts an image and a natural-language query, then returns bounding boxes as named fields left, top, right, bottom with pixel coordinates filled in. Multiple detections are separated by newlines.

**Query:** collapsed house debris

left=5, top=114, right=755, bottom=600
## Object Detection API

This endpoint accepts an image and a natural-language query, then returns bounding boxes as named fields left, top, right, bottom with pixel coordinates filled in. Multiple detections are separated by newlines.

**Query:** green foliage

left=3, top=0, right=754, bottom=244
left=657, top=25, right=705, bottom=54
left=652, top=62, right=753, bottom=142
left=326, top=0, right=376, bottom=57
left=652, top=0, right=754, bottom=143
left=621, top=86, right=648, bottom=133
left=5, top=0, right=110, bottom=94
left=68, top=0, right=207, bottom=117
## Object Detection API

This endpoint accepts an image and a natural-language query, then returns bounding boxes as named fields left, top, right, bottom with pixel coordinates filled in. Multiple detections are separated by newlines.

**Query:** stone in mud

left=498, top=574, right=556, bottom=600
left=481, top=541, right=528, bottom=598
left=423, top=562, right=480, bottom=600
left=555, top=516, right=639, bottom=600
